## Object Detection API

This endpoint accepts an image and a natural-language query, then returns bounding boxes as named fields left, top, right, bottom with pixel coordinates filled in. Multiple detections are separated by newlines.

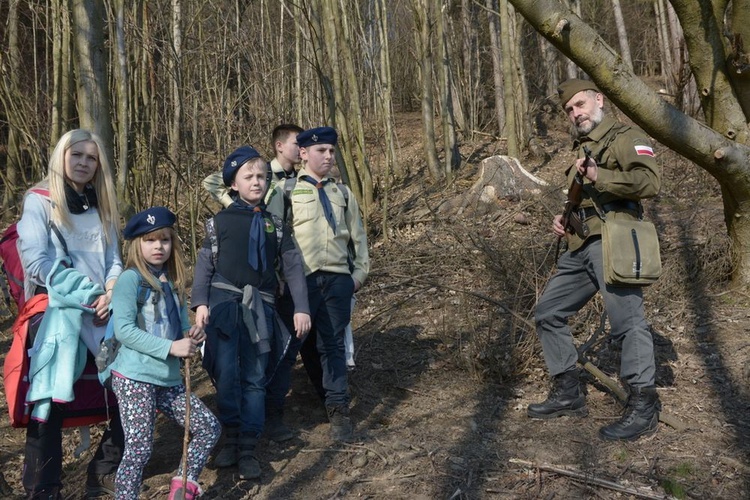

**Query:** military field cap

left=123, top=206, right=176, bottom=240
left=558, top=78, right=600, bottom=107
left=297, top=126, right=338, bottom=148
left=222, top=145, right=262, bottom=186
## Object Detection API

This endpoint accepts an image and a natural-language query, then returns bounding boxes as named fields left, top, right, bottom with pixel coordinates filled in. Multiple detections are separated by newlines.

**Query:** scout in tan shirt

left=267, top=126, right=369, bottom=443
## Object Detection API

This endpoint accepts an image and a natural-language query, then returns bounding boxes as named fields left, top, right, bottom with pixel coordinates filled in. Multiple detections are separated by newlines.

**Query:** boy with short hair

left=192, top=146, right=311, bottom=479
left=267, top=126, right=369, bottom=442
left=202, top=124, right=304, bottom=208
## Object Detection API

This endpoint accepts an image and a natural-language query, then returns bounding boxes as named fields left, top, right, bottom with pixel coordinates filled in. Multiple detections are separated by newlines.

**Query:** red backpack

left=0, top=187, right=51, bottom=311
left=3, top=294, right=47, bottom=427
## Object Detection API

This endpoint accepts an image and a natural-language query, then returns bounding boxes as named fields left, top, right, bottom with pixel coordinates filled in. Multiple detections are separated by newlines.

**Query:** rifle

left=555, top=146, right=593, bottom=260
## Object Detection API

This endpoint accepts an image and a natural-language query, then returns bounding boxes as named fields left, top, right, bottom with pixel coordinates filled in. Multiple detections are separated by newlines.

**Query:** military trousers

left=535, top=237, right=656, bottom=387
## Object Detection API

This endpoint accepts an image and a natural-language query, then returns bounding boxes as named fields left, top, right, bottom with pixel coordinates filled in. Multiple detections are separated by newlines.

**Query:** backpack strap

left=27, top=187, right=69, bottom=255
left=282, top=177, right=297, bottom=225
left=205, top=217, right=218, bottom=265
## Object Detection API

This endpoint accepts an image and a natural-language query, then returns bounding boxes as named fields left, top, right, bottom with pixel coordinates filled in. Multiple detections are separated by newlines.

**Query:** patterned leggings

left=112, top=375, right=221, bottom=499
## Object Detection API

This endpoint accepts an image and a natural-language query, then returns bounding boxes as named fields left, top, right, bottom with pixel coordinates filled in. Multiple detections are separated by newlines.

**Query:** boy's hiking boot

left=238, top=433, right=261, bottom=480
left=527, top=369, right=588, bottom=419
left=213, top=426, right=239, bottom=468
left=326, top=405, right=354, bottom=443
left=599, top=386, right=660, bottom=441
left=265, top=407, right=294, bottom=442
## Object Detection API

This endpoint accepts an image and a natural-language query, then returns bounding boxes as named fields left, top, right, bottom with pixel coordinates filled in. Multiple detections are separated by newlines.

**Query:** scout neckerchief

left=301, top=176, right=336, bottom=233
left=232, top=200, right=268, bottom=272
left=150, top=267, right=183, bottom=340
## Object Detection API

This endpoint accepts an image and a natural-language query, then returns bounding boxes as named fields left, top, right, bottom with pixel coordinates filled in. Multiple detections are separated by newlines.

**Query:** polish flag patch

left=634, top=145, right=654, bottom=157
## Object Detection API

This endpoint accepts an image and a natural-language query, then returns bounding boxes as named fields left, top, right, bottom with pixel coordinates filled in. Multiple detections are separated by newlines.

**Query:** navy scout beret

left=222, top=145, right=262, bottom=186
left=557, top=79, right=600, bottom=108
left=297, top=127, right=338, bottom=148
left=123, top=206, right=176, bottom=240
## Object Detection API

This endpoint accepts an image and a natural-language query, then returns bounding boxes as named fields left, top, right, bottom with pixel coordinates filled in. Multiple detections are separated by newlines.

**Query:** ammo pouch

left=600, top=210, right=662, bottom=286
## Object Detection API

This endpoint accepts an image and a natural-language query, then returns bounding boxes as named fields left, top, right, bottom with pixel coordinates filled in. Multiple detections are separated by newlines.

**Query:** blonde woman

left=18, top=129, right=124, bottom=498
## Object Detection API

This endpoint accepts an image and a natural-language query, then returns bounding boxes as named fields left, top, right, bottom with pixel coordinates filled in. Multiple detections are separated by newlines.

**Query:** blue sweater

left=109, top=269, right=190, bottom=386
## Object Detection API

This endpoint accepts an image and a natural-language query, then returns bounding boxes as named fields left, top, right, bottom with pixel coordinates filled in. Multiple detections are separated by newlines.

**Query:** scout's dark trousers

left=303, top=271, right=354, bottom=408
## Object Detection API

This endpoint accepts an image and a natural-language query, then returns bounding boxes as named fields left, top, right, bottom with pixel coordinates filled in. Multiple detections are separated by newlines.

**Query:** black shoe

left=238, top=433, right=261, bottom=480
left=599, top=386, right=660, bottom=441
left=326, top=405, right=354, bottom=442
left=26, top=487, right=62, bottom=500
left=265, top=407, right=294, bottom=442
left=86, top=472, right=116, bottom=497
left=527, top=370, right=588, bottom=419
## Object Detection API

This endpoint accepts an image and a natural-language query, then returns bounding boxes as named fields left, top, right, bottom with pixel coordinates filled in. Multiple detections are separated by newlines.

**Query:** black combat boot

left=527, top=369, right=588, bottom=419
left=599, top=386, right=660, bottom=441
left=326, top=405, right=354, bottom=442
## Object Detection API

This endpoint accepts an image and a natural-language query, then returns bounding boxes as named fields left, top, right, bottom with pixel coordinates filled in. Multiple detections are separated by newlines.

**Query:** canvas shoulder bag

left=600, top=209, right=662, bottom=286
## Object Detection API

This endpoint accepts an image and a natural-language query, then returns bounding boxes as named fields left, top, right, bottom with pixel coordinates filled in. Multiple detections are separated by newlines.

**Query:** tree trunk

left=499, top=0, right=519, bottom=157
left=336, top=0, right=373, bottom=215
left=508, top=0, right=750, bottom=284
left=4, top=0, right=22, bottom=211
left=113, top=0, right=130, bottom=206
left=436, top=0, right=460, bottom=180
left=727, top=0, right=750, bottom=121
left=654, top=0, right=674, bottom=93
left=413, top=0, right=442, bottom=179
left=71, top=0, right=115, bottom=154
left=611, top=0, right=633, bottom=70
left=377, top=0, right=397, bottom=243
left=169, top=0, right=183, bottom=195
left=486, top=0, right=506, bottom=137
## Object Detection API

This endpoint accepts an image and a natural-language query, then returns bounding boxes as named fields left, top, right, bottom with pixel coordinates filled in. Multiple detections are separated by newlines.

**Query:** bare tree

left=611, top=0, right=633, bottom=70
left=485, top=0, right=507, bottom=138
left=436, top=0, right=460, bottom=179
left=71, top=0, right=115, bottom=156
left=413, top=0, right=441, bottom=179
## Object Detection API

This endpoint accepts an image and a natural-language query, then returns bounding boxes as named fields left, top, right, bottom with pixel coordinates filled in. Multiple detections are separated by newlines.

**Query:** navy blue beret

left=123, top=206, right=176, bottom=240
left=297, top=127, right=338, bottom=148
left=223, top=146, right=262, bottom=186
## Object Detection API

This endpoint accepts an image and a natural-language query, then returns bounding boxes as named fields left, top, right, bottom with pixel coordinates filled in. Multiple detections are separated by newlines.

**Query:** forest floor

left=1, top=110, right=749, bottom=499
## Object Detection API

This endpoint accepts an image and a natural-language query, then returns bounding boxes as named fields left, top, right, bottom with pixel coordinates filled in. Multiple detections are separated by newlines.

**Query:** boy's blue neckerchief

left=300, top=176, right=336, bottom=233
left=146, top=265, right=183, bottom=340
left=231, top=200, right=267, bottom=272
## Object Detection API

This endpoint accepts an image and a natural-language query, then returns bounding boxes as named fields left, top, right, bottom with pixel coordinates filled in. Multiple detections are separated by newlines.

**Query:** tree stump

left=444, top=155, right=549, bottom=216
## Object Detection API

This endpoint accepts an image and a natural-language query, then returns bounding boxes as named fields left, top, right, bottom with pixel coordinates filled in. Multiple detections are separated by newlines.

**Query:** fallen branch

left=509, top=458, right=675, bottom=499
left=356, top=473, right=417, bottom=483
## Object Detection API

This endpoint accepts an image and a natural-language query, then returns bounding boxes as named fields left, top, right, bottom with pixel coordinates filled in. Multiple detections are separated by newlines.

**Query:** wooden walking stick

left=181, top=357, right=191, bottom=493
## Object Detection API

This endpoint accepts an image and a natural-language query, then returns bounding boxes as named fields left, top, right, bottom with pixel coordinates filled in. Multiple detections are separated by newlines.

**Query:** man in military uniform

left=267, top=126, right=369, bottom=443
left=528, top=79, right=662, bottom=441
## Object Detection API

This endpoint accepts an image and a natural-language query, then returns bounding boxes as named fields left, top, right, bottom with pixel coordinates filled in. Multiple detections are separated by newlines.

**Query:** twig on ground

left=356, top=473, right=417, bottom=483
left=509, top=458, right=674, bottom=500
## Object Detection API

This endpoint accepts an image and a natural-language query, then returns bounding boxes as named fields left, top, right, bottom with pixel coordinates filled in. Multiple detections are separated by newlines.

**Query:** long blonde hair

left=124, top=227, right=187, bottom=301
left=42, top=129, right=120, bottom=243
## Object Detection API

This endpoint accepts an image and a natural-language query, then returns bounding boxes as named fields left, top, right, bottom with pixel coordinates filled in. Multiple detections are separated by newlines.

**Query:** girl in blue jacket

left=110, top=207, right=220, bottom=500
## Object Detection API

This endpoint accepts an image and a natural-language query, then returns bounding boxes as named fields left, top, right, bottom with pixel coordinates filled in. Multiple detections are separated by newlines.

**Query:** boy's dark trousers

left=266, top=292, right=325, bottom=407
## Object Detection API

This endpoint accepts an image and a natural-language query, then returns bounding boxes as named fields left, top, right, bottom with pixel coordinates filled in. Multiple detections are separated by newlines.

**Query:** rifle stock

left=555, top=146, right=592, bottom=259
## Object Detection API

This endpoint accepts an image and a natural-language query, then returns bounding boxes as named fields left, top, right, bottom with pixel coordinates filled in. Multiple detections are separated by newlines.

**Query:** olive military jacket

left=565, top=115, right=661, bottom=252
